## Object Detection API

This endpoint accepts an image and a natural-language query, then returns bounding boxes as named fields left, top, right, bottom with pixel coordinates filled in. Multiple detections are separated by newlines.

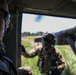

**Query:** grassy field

left=21, top=36, right=76, bottom=75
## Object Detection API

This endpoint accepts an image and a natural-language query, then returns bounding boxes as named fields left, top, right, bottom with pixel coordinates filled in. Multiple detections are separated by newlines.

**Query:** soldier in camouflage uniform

left=22, top=33, right=65, bottom=75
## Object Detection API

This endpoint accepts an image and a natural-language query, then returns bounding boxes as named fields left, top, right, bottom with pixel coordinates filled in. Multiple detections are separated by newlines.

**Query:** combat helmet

left=42, top=32, right=56, bottom=46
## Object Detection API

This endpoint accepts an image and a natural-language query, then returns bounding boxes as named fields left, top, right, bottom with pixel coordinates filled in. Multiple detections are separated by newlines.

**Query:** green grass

left=21, top=35, right=37, bottom=50
left=26, top=35, right=37, bottom=40
left=21, top=55, right=41, bottom=75
left=21, top=36, right=76, bottom=75
left=56, top=45, right=76, bottom=75
left=22, top=40, right=33, bottom=50
left=21, top=36, right=41, bottom=75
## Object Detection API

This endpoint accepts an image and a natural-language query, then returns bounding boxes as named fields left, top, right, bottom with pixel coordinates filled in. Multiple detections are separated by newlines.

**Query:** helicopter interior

left=3, top=0, right=76, bottom=68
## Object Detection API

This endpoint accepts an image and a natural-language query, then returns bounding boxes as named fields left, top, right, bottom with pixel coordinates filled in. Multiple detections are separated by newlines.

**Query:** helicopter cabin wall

left=3, top=12, right=22, bottom=68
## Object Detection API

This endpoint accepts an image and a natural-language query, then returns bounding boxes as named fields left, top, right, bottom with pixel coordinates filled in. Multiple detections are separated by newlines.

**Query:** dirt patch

left=22, top=37, right=36, bottom=47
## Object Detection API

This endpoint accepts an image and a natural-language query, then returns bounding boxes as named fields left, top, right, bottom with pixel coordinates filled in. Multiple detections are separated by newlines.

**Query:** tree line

left=21, top=31, right=43, bottom=36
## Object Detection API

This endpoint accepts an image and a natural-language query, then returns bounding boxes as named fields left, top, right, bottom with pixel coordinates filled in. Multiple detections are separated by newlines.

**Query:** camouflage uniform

left=37, top=46, right=65, bottom=75
left=22, top=45, right=65, bottom=75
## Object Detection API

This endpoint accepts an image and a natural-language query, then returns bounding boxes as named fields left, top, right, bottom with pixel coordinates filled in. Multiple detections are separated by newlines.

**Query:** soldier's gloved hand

left=17, top=66, right=32, bottom=75
left=21, top=45, right=27, bottom=55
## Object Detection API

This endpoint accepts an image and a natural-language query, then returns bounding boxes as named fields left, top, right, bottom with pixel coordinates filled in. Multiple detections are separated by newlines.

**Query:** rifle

left=34, top=26, right=76, bottom=55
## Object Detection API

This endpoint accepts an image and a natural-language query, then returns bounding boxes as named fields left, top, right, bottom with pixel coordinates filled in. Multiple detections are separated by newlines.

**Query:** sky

left=21, top=13, right=76, bottom=33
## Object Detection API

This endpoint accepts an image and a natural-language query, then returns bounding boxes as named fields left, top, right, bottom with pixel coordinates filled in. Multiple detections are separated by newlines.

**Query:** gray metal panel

left=3, top=12, right=22, bottom=68
left=8, top=0, right=76, bottom=18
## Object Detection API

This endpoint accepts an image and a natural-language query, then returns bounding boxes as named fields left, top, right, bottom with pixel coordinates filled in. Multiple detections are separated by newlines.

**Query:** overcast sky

left=21, top=13, right=76, bottom=33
